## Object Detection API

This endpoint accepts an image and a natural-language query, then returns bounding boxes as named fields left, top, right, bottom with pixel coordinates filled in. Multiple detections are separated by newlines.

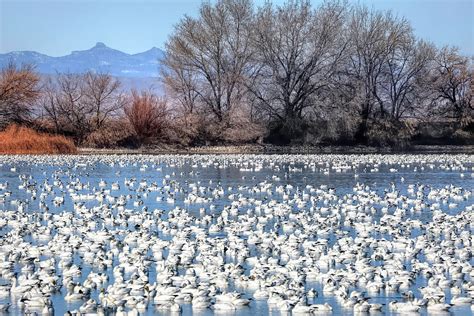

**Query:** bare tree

left=382, top=38, right=436, bottom=121
left=41, top=71, right=124, bottom=143
left=347, top=6, right=412, bottom=141
left=57, top=74, right=86, bottom=133
left=429, top=46, right=473, bottom=126
left=250, top=0, right=348, bottom=142
left=82, top=72, right=125, bottom=131
left=162, top=0, right=255, bottom=123
left=0, top=61, right=40, bottom=128
left=41, top=77, right=66, bottom=134
left=125, top=90, right=168, bottom=144
left=163, top=63, right=199, bottom=116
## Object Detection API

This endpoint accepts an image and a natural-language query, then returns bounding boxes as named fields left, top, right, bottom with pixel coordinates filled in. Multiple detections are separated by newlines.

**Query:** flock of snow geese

left=0, top=154, right=472, bottom=316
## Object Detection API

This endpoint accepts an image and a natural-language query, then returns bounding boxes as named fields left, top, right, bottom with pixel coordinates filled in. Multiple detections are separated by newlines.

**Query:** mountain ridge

left=0, top=42, right=165, bottom=78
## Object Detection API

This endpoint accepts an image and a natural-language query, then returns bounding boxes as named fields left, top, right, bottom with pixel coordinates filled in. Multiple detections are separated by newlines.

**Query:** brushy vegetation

left=0, top=0, right=472, bottom=149
left=0, top=125, right=76, bottom=154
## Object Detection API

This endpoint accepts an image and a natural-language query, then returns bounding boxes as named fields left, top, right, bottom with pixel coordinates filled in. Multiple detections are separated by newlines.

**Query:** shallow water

left=0, top=154, right=473, bottom=316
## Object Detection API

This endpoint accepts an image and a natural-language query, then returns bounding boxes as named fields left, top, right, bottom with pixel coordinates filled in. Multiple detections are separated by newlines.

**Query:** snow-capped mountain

left=0, top=42, right=165, bottom=78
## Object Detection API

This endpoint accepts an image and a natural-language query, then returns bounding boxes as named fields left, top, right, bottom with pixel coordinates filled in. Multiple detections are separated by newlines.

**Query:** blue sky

left=0, top=0, right=473, bottom=56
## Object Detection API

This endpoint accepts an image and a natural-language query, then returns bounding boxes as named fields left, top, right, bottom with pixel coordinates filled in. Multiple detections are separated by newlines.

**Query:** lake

left=0, top=154, right=472, bottom=316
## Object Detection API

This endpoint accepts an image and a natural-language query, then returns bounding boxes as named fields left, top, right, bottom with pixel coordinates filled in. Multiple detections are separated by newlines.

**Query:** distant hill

left=0, top=42, right=165, bottom=78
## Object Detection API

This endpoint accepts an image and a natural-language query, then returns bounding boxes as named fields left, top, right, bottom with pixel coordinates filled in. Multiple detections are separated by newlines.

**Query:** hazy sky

left=1, top=0, right=473, bottom=56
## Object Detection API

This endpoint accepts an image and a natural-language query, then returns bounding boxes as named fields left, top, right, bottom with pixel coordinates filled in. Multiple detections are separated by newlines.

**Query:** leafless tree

left=42, top=73, right=89, bottom=141
left=41, top=71, right=124, bottom=143
left=41, top=77, right=66, bottom=134
left=249, top=0, right=349, bottom=141
left=163, top=63, right=199, bottom=116
left=381, top=38, right=436, bottom=121
left=83, top=72, right=124, bottom=131
left=0, top=61, right=41, bottom=128
left=347, top=6, right=412, bottom=141
left=429, top=46, right=473, bottom=126
left=162, top=0, right=255, bottom=123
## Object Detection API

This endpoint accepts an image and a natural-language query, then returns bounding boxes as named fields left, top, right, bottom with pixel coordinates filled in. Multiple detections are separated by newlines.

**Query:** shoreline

left=77, top=144, right=474, bottom=155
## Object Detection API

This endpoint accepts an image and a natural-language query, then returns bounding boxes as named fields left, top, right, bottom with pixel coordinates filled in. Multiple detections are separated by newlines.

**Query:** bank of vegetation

left=0, top=124, right=76, bottom=154
left=0, top=0, right=472, bottom=153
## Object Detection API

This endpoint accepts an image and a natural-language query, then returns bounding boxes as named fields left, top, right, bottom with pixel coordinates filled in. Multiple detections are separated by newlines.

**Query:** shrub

left=82, top=118, right=136, bottom=148
left=366, top=119, right=415, bottom=148
left=451, top=129, right=474, bottom=145
left=124, top=90, right=168, bottom=145
left=165, top=113, right=202, bottom=146
left=264, top=117, right=308, bottom=145
left=0, top=124, right=76, bottom=154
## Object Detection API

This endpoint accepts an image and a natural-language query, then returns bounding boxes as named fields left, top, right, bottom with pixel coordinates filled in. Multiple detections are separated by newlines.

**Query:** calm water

left=0, top=154, right=472, bottom=316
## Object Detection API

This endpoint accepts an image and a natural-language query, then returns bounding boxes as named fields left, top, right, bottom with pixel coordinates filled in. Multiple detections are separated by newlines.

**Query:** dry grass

left=0, top=124, right=77, bottom=154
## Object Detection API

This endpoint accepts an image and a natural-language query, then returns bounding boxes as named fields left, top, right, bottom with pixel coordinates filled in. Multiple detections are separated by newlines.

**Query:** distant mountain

left=0, top=42, right=165, bottom=78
